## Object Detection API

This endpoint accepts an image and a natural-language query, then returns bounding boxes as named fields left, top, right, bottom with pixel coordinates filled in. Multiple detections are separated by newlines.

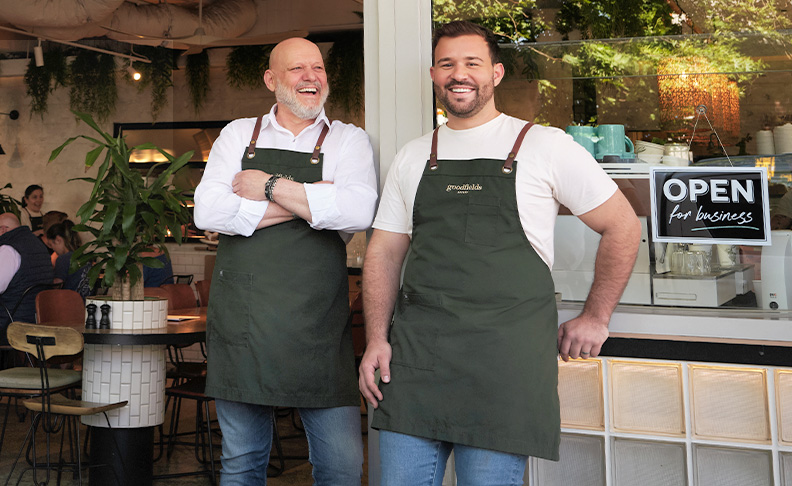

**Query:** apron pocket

left=465, top=195, right=500, bottom=247
left=207, top=269, right=253, bottom=347
left=390, top=292, right=443, bottom=371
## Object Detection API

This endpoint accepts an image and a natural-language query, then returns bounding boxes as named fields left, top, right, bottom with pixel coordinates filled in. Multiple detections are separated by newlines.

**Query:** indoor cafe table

left=78, top=305, right=206, bottom=486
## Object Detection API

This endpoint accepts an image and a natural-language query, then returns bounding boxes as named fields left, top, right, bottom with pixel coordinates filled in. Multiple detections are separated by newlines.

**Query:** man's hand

left=232, top=170, right=271, bottom=201
left=358, top=339, right=392, bottom=408
left=557, top=314, right=609, bottom=361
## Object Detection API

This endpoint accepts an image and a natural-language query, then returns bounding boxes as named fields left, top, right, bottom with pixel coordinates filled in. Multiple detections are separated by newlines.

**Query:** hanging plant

left=133, top=46, right=176, bottom=120
left=69, top=51, right=117, bottom=122
left=226, top=45, right=272, bottom=90
left=186, top=51, right=210, bottom=113
left=326, top=31, right=364, bottom=116
left=23, top=49, right=68, bottom=118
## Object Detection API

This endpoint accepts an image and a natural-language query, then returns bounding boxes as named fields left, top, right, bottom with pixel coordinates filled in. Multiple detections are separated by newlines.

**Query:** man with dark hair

left=0, top=213, right=53, bottom=343
left=359, top=20, right=641, bottom=484
left=195, top=37, right=377, bottom=484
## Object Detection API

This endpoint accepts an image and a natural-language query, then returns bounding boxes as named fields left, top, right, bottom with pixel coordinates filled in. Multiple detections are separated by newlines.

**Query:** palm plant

left=49, top=111, right=193, bottom=300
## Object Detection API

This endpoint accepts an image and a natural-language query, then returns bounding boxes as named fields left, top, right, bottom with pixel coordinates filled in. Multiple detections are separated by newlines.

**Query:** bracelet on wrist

left=264, top=175, right=280, bottom=202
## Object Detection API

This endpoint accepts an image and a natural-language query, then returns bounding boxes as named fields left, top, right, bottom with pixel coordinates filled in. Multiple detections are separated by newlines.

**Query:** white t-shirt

left=373, top=114, right=618, bottom=268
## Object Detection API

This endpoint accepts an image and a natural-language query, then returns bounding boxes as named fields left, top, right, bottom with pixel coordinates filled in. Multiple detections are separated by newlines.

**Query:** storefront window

left=432, top=0, right=792, bottom=311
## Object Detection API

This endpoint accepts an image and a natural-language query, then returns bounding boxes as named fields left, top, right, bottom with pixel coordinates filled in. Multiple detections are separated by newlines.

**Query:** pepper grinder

left=99, top=303, right=111, bottom=329
left=85, top=303, right=97, bottom=329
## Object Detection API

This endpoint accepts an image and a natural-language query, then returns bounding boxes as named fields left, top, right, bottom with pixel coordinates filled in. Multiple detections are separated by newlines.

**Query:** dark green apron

left=205, top=118, right=358, bottom=408
left=372, top=124, right=561, bottom=459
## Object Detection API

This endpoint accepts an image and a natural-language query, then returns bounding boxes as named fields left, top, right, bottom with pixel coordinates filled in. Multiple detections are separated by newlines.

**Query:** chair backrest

left=160, top=284, right=198, bottom=311
left=194, top=280, right=210, bottom=307
left=35, top=289, right=85, bottom=324
left=172, top=274, right=194, bottom=285
left=7, top=321, right=84, bottom=360
left=144, top=287, right=170, bottom=300
left=3, top=282, right=63, bottom=324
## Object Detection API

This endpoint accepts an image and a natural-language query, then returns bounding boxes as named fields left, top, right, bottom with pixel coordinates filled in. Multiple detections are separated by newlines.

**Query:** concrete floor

left=0, top=398, right=369, bottom=485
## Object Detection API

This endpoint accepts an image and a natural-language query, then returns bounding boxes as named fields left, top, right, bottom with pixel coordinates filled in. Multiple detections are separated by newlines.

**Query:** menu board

left=650, top=166, right=770, bottom=245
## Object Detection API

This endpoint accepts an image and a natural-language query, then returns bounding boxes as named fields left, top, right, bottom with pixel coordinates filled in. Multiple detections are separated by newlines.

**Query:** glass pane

left=432, top=1, right=792, bottom=310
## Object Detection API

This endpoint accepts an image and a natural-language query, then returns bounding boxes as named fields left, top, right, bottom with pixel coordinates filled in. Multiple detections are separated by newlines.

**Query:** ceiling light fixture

left=34, top=39, right=44, bottom=67
left=127, top=64, right=142, bottom=81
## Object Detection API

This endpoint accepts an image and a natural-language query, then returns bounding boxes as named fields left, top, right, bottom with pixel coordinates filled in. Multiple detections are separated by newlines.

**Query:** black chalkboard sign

left=650, top=167, right=770, bottom=245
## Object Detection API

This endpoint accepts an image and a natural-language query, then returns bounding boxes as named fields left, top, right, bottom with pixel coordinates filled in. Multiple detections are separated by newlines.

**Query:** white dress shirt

left=0, top=245, right=21, bottom=293
left=194, top=105, right=378, bottom=238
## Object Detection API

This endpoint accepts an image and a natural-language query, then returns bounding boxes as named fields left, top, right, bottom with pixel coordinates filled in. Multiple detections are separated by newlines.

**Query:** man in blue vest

left=0, top=213, right=54, bottom=343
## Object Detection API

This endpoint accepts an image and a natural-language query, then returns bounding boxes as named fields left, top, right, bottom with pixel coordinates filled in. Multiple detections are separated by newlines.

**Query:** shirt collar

left=263, top=103, right=329, bottom=135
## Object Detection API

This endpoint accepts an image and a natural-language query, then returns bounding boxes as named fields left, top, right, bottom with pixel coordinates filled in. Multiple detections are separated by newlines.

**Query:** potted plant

left=49, top=110, right=193, bottom=301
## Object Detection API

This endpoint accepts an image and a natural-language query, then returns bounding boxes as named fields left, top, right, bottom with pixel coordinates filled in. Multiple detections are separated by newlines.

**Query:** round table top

left=79, top=307, right=206, bottom=346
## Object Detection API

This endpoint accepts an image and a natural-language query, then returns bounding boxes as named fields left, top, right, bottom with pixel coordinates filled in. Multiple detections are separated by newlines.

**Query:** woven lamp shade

left=657, top=57, right=740, bottom=142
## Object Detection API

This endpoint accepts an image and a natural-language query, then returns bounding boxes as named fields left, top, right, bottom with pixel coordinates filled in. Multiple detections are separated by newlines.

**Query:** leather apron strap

left=247, top=116, right=331, bottom=163
left=429, top=122, right=534, bottom=172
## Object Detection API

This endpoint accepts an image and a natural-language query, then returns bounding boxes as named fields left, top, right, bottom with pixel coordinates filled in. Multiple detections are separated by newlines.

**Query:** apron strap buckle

left=247, top=116, right=264, bottom=159
left=502, top=122, right=534, bottom=173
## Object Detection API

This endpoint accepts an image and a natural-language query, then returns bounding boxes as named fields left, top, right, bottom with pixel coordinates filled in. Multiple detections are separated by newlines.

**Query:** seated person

left=141, top=249, right=174, bottom=287
left=771, top=189, right=792, bottom=230
left=19, top=185, right=45, bottom=237
left=0, top=213, right=53, bottom=342
left=47, top=220, right=93, bottom=300
left=41, top=210, right=68, bottom=266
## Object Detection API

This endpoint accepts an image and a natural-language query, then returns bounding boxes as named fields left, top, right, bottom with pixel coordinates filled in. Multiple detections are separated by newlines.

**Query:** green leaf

left=139, top=256, right=165, bottom=269
left=48, top=136, right=80, bottom=163
left=121, top=202, right=136, bottom=236
left=84, top=145, right=105, bottom=168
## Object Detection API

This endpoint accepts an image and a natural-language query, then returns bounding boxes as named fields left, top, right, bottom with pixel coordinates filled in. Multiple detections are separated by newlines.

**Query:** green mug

left=596, top=124, right=634, bottom=159
left=565, top=125, right=598, bottom=157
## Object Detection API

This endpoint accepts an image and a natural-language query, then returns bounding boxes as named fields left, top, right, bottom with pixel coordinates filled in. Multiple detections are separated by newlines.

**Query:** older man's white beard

left=275, top=82, right=329, bottom=120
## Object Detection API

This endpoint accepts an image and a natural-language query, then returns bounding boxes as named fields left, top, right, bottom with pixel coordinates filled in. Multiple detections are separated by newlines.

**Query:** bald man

left=0, top=213, right=53, bottom=343
left=194, top=37, right=376, bottom=484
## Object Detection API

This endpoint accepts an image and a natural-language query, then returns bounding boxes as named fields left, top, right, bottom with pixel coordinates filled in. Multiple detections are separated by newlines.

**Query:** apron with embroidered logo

left=372, top=123, right=561, bottom=459
left=205, top=117, right=359, bottom=408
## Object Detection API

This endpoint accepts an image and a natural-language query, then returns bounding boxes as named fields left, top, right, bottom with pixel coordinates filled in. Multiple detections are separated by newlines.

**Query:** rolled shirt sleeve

left=304, top=124, right=378, bottom=234
left=194, top=120, right=270, bottom=237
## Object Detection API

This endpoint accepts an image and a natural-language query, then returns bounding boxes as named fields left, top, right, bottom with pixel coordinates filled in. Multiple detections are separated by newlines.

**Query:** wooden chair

left=35, top=289, right=85, bottom=324
left=144, top=287, right=170, bottom=301
left=4, top=322, right=127, bottom=485
left=194, top=280, right=211, bottom=307
left=160, top=284, right=198, bottom=311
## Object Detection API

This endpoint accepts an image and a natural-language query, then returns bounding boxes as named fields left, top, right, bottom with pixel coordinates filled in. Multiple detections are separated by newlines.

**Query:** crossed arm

left=231, top=170, right=329, bottom=228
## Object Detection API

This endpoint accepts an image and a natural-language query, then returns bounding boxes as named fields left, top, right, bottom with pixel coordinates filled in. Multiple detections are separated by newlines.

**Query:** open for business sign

left=650, top=166, right=770, bottom=245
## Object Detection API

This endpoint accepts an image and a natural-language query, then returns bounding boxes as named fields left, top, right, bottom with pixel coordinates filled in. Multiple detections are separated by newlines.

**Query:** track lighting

left=127, top=64, right=142, bottom=81
left=34, top=39, right=44, bottom=67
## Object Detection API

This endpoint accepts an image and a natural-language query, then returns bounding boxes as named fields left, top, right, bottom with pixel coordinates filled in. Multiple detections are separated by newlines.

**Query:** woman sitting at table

left=47, top=220, right=92, bottom=299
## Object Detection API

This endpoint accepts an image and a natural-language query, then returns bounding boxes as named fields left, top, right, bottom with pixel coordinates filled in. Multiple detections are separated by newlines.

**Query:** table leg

left=89, top=426, right=154, bottom=486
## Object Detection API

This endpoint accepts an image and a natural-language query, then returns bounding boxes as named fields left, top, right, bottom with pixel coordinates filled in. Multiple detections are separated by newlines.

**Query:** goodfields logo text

left=446, top=183, right=483, bottom=194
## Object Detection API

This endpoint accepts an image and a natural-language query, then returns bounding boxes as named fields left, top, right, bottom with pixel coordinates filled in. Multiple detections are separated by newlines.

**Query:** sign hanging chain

left=688, top=104, right=734, bottom=167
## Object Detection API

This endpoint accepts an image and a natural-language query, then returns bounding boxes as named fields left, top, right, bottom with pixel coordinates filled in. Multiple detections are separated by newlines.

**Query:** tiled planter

left=81, top=297, right=168, bottom=428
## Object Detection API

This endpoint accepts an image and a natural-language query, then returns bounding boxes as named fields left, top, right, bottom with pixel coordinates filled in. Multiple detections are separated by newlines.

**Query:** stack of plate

left=635, top=140, right=664, bottom=164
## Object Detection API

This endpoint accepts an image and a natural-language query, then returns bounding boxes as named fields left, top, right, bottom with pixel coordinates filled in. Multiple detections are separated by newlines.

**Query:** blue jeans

left=215, top=399, right=363, bottom=485
left=379, top=430, right=528, bottom=486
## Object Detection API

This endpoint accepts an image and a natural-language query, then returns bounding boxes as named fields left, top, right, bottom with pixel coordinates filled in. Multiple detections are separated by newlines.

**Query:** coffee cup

left=566, top=126, right=599, bottom=157
left=596, top=124, right=634, bottom=159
